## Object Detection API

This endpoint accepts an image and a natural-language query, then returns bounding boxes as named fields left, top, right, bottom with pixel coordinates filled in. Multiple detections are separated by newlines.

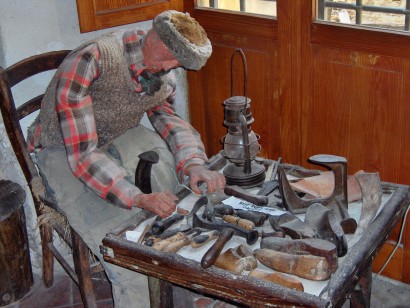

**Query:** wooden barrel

left=0, top=179, right=33, bottom=305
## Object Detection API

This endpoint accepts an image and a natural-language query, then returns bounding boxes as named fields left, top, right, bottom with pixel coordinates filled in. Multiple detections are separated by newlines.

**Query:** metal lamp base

left=223, top=161, right=266, bottom=188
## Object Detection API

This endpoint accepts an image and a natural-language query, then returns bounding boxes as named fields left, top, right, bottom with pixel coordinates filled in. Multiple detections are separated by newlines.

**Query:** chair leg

left=71, top=227, right=97, bottom=308
left=41, top=223, right=54, bottom=288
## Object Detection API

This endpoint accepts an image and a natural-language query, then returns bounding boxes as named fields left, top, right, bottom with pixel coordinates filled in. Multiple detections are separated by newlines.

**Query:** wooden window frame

left=76, top=0, right=184, bottom=33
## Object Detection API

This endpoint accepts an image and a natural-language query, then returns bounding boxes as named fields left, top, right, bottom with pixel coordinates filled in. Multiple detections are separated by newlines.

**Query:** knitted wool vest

left=38, top=33, right=170, bottom=149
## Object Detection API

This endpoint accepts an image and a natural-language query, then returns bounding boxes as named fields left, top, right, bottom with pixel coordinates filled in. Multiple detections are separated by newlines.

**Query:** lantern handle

left=230, top=48, right=248, bottom=109
left=230, top=48, right=251, bottom=174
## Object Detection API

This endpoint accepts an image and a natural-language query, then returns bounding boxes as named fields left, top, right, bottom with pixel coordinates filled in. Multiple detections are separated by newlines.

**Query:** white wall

left=0, top=0, right=189, bottom=275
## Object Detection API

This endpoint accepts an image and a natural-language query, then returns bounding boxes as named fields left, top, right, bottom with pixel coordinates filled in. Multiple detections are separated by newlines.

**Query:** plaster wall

left=0, top=0, right=189, bottom=275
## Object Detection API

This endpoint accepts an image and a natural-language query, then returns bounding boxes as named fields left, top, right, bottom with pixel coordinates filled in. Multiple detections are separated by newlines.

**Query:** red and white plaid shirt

left=29, top=30, right=207, bottom=209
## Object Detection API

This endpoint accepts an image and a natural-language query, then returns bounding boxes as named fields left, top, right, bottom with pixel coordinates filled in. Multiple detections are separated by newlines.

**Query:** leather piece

left=289, top=170, right=364, bottom=203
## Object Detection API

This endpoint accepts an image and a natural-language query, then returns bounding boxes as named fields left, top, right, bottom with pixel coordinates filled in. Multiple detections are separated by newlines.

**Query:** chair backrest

left=0, top=50, right=70, bottom=186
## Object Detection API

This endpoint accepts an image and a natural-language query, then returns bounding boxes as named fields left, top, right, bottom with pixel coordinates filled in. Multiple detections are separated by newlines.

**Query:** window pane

left=197, top=0, right=277, bottom=17
left=362, top=11, right=405, bottom=30
left=317, top=0, right=408, bottom=32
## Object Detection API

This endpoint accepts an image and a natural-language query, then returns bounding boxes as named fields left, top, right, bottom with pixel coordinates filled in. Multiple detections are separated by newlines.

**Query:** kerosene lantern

left=221, top=49, right=265, bottom=188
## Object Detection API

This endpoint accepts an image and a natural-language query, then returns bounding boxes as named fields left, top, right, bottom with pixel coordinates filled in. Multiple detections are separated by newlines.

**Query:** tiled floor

left=5, top=272, right=410, bottom=307
left=5, top=273, right=114, bottom=308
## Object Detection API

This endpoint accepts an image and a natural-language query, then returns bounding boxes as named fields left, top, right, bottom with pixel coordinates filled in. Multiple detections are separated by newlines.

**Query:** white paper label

left=222, top=196, right=286, bottom=216
left=125, top=230, right=142, bottom=242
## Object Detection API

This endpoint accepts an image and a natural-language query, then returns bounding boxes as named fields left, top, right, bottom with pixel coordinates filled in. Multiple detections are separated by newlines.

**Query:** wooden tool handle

left=236, top=210, right=268, bottom=227
left=201, top=229, right=234, bottom=268
left=161, top=236, right=191, bottom=253
left=151, top=213, right=184, bottom=235
left=151, top=232, right=186, bottom=252
left=224, top=185, right=268, bottom=206
left=223, top=215, right=255, bottom=231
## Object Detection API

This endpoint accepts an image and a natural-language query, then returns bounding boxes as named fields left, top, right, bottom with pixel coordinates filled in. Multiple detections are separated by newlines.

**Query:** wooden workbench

left=101, top=167, right=409, bottom=307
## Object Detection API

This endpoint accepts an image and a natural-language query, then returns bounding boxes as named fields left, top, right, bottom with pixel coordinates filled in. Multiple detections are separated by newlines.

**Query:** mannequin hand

left=186, top=165, right=226, bottom=195
left=135, top=191, right=178, bottom=218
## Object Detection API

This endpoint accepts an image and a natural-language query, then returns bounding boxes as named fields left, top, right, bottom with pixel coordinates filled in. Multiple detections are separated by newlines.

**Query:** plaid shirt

left=29, top=30, right=207, bottom=209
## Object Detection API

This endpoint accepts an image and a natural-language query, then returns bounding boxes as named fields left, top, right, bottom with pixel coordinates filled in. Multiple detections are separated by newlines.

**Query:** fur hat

left=153, top=10, right=212, bottom=70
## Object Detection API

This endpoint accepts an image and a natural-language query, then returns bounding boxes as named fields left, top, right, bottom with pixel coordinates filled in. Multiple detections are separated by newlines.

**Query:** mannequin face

left=142, top=29, right=181, bottom=73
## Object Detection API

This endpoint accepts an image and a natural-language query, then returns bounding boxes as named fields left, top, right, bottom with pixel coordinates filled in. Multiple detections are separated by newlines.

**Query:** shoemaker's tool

left=135, top=149, right=226, bottom=196
left=269, top=212, right=317, bottom=239
left=150, top=213, right=184, bottom=235
left=147, top=228, right=220, bottom=249
left=355, top=172, right=382, bottom=232
left=178, top=195, right=209, bottom=229
left=257, top=157, right=281, bottom=196
left=134, top=151, right=160, bottom=194
left=144, top=222, right=199, bottom=243
left=255, top=248, right=332, bottom=281
left=224, top=185, right=268, bottom=206
left=143, top=226, right=199, bottom=246
left=201, top=228, right=234, bottom=268
left=259, top=230, right=286, bottom=238
left=191, top=230, right=221, bottom=248
left=213, top=203, right=234, bottom=216
left=151, top=229, right=202, bottom=253
left=304, top=203, right=348, bottom=257
left=213, top=244, right=257, bottom=274
left=269, top=206, right=348, bottom=257
left=235, top=209, right=268, bottom=227
left=249, top=269, right=304, bottom=292
left=137, top=225, right=151, bottom=244
left=260, top=237, right=338, bottom=273
left=222, top=215, right=255, bottom=231
left=278, top=154, right=357, bottom=234
left=193, top=213, right=259, bottom=245
left=202, top=200, right=255, bottom=230
left=213, top=203, right=269, bottom=227
left=150, top=194, right=209, bottom=236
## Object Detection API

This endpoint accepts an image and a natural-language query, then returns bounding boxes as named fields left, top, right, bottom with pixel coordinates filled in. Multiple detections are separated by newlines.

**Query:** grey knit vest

left=37, top=33, right=170, bottom=149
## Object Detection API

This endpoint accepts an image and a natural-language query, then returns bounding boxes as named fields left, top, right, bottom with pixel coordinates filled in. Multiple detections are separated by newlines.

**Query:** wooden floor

left=5, top=271, right=410, bottom=308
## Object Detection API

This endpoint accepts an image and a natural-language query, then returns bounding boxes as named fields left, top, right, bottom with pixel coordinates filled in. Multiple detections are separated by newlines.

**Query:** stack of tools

left=134, top=153, right=383, bottom=293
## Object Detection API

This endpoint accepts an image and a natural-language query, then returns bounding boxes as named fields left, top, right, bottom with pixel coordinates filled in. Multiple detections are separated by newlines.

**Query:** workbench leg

left=148, top=276, right=174, bottom=308
left=71, top=227, right=97, bottom=308
left=350, top=265, right=372, bottom=308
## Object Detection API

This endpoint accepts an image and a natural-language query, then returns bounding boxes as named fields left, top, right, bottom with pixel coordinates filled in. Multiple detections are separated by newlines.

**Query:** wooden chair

left=0, top=51, right=103, bottom=308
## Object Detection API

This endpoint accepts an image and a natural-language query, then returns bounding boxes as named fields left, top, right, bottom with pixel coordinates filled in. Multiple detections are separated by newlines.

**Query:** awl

left=257, top=157, right=281, bottom=196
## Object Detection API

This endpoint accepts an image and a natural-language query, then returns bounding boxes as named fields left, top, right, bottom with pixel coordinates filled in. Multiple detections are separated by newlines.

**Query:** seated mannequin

left=28, top=10, right=225, bottom=306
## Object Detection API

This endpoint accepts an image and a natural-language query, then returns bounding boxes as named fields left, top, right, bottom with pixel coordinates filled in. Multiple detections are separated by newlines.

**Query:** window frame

left=76, top=0, right=184, bottom=33
left=316, top=0, right=410, bottom=32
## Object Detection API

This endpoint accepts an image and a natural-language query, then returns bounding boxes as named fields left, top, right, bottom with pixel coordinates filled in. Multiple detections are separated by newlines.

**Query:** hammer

left=193, top=213, right=259, bottom=245
left=195, top=205, right=258, bottom=269
left=201, top=228, right=234, bottom=268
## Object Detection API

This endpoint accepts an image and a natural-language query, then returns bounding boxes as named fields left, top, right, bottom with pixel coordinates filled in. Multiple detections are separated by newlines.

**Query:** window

left=196, top=0, right=277, bottom=17
left=317, top=0, right=410, bottom=32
